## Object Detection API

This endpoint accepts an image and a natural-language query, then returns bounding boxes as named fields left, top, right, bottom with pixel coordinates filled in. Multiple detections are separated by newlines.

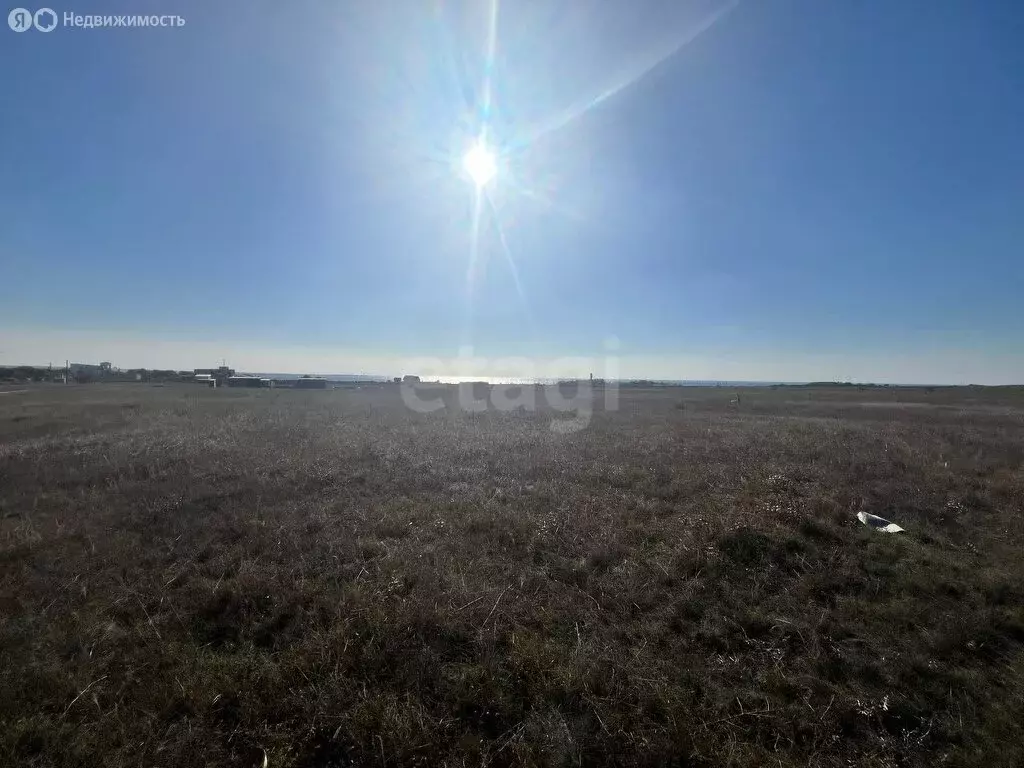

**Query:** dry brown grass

left=1, top=383, right=1023, bottom=767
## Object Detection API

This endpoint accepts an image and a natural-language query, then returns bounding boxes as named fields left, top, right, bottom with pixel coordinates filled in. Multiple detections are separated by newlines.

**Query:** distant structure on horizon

left=227, top=376, right=272, bottom=388
left=294, top=376, right=328, bottom=390
left=195, top=366, right=234, bottom=385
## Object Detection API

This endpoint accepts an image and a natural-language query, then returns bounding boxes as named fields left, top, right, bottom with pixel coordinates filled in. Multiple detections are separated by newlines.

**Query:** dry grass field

left=1, top=383, right=1023, bottom=767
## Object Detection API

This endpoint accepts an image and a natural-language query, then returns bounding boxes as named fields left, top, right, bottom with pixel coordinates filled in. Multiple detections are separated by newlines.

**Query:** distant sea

left=249, top=373, right=800, bottom=387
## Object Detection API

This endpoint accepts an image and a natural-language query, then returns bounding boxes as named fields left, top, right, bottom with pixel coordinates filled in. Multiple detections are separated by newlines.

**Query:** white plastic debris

left=857, top=510, right=904, bottom=533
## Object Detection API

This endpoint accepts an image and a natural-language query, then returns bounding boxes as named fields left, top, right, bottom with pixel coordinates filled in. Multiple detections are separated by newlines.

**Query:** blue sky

left=2, top=0, right=1022, bottom=383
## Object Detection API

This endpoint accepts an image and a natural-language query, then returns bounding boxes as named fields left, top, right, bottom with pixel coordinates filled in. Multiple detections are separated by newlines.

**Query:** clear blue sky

left=2, top=0, right=1023, bottom=383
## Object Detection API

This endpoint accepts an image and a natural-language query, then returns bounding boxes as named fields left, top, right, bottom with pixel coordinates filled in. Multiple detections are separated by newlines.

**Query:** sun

left=462, top=143, right=497, bottom=187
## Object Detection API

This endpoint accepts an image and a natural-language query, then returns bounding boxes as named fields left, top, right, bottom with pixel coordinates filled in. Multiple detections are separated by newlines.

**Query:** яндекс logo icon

left=8, top=7, right=33, bottom=31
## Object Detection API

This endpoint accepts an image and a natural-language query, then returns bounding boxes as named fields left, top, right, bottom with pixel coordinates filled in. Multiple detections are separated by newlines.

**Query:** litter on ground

left=857, top=510, right=905, bottom=533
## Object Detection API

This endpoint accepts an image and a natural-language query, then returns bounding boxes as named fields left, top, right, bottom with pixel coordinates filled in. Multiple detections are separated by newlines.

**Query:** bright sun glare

left=463, top=143, right=497, bottom=187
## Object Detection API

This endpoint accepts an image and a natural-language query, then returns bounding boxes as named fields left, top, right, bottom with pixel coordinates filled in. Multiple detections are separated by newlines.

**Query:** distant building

left=295, top=376, right=328, bottom=390
left=69, top=363, right=103, bottom=375
left=195, top=366, right=234, bottom=384
left=227, top=376, right=265, bottom=388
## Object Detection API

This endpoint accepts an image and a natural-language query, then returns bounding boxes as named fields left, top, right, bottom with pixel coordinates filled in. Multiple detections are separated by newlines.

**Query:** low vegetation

left=1, top=383, right=1023, bottom=766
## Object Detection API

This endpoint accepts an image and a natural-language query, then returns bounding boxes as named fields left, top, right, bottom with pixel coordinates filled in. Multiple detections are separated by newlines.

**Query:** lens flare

left=463, top=143, right=497, bottom=187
